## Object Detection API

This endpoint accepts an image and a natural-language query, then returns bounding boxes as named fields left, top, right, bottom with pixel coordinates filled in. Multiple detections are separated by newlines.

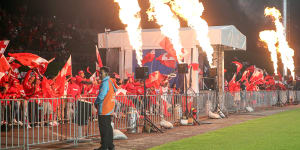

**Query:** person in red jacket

left=67, top=77, right=80, bottom=122
left=123, top=77, right=136, bottom=95
left=22, top=69, right=38, bottom=128
left=75, top=70, right=92, bottom=95
left=22, top=70, right=36, bottom=99
left=6, top=79, right=24, bottom=125
left=1, top=83, right=11, bottom=125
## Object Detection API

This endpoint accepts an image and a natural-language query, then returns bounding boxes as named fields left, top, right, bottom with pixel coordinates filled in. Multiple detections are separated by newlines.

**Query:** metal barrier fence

left=1, top=90, right=299, bottom=149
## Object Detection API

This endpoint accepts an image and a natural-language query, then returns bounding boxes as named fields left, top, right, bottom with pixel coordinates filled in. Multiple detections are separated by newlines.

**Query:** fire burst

left=114, top=0, right=143, bottom=66
left=264, top=7, right=295, bottom=79
left=170, top=0, right=214, bottom=67
left=259, top=30, right=278, bottom=75
left=147, top=0, right=184, bottom=63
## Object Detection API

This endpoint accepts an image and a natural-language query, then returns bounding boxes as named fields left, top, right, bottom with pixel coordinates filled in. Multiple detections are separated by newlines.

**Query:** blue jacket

left=95, top=76, right=117, bottom=115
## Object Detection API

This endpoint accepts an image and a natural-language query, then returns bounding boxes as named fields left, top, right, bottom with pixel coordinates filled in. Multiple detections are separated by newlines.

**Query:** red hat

left=78, top=70, right=84, bottom=74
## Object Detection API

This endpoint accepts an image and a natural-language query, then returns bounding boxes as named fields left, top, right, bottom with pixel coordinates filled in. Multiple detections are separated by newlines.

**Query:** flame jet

left=115, top=0, right=143, bottom=66
left=259, top=30, right=278, bottom=75
left=147, top=0, right=184, bottom=63
left=264, top=7, right=295, bottom=79
left=169, top=0, right=214, bottom=67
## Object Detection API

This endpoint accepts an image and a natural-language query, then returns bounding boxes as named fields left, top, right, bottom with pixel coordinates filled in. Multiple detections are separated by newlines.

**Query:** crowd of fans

left=0, top=65, right=181, bottom=128
left=0, top=4, right=92, bottom=60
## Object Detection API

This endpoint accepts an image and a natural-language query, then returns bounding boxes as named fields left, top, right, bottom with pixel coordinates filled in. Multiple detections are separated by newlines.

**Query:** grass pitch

left=150, top=108, right=300, bottom=150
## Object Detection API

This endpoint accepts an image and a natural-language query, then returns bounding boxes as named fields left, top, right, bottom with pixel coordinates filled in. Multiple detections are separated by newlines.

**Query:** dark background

left=1, top=0, right=299, bottom=77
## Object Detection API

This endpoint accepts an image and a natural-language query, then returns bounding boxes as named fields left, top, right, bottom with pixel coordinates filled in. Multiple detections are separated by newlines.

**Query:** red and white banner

left=0, top=40, right=9, bottom=55
left=156, top=53, right=176, bottom=69
left=159, top=37, right=184, bottom=62
left=96, top=45, right=103, bottom=68
left=53, top=56, right=72, bottom=96
left=142, top=50, right=155, bottom=65
left=232, top=61, right=243, bottom=74
left=250, top=67, right=264, bottom=83
left=0, top=55, right=11, bottom=80
left=8, top=53, right=54, bottom=74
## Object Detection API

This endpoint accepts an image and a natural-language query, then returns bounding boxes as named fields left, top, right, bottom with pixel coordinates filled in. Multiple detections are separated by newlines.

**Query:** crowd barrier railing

left=0, top=90, right=299, bottom=149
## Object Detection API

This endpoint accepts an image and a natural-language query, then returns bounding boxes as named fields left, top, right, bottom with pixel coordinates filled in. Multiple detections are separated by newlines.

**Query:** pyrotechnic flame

left=114, top=0, right=143, bottom=66
left=147, top=0, right=184, bottom=63
left=264, top=7, right=295, bottom=79
left=169, top=0, right=214, bottom=67
left=259, top=30, right=278, bottom=75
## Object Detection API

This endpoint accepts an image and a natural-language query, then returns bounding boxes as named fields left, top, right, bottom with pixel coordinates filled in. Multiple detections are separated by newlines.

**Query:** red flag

left=156, top=53, right=176, bottom=68
left=42, top=77, right=55, bottom=98
left=96, top=45, right=103, bottom=68
left=228, top=73, right=237, bottom=92
left=250, top=67, right=264, bottom=83
left=126, top=71, right=134, bottom=79
left=113, top=72, right=120, bottom=79
left=159, top=37, right=184, bottom=62
left=232, top=61, right=243, bottom=74
left=145, top=71, right=167, bottom=88
left=89, top=72, right=97, bottom=82
left=8, top=53, right=53, bottom=74
left=246, top=65, right=255, bottom=73
left=6, top=56, right=15, bottom=63
left=86, top=66, right=92, bottom=75
left=240, top=70, right=250, bottom=82
left=53, top=56, right=72, bottom=96
left=116, top=89, right=135, bottom=107
left=95, top=62, right=100, bottom=72
left=188, top=63, right=199, bottom=71
left=142, top=50, right=155, bottom=65
left=0, top=40, right=9, bottom=54
left=0, top=55, right=11, bottom=80
left=264, top=75, right=275, bottom=85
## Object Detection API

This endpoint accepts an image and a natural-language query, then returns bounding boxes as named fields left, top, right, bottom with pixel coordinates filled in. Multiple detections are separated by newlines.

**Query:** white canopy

left=98, top=25, right=246, bottom=51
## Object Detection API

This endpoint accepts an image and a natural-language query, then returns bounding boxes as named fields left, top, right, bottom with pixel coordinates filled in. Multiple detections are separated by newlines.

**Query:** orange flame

left=264, top=7, right=295, bottom=79
left=259, top=30, right=278, bottom=75
left=114, top=0, right=143, bottom=66
left=147, top=0, right=184, bottom=63
left=170, top=0, right=214, bottom=67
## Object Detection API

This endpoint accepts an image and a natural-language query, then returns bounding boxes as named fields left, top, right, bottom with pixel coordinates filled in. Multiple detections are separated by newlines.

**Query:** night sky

left=2, top=0, right=300, bottom=75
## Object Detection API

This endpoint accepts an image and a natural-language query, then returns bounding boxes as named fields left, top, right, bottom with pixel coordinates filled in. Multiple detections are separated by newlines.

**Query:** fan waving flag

left=145, top=71, right=167, bottom=88
left=250, top=67, right=264, bottom=84
left=156, top=53, right=176, bottom=69
left=53, top=56, right=72, bottom=96
left=8, top=53, right=54, bottom=74
left=0, top=40, right=9, bottom=55
left=42, top=77, right=56, bottom=98
left=232, top=61, right=243, bottom=74
left=0, top=55, right=11, bottom=80
left=96, top=45, right=103, bottom=68
left=142, top=50, right=155, bottom=65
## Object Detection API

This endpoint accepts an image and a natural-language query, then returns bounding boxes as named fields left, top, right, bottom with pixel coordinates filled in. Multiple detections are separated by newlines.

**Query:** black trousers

left=98, top=115, right=114, bottom=149
left=28, top=102, right=39, bottom=126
